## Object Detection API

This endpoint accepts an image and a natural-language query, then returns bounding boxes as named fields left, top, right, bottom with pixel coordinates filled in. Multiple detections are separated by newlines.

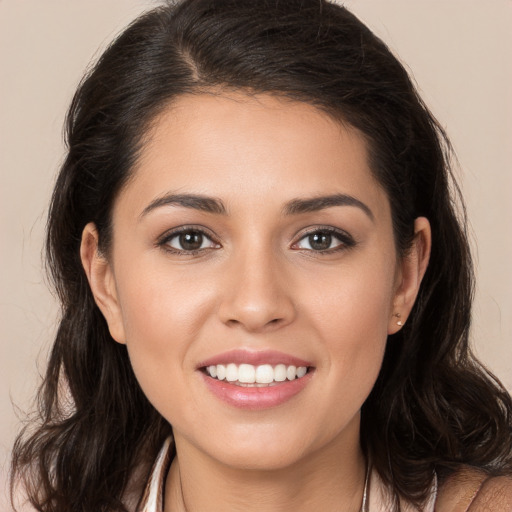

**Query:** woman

left=11, top=0, right=512, bottom=510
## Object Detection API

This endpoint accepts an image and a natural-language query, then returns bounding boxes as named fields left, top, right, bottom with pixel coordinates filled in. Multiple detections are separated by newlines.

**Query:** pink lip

left=197, top=349, right=315, bottom=410
left=200, top=370, right=314, bottom=410
left=197, top=349, right=312, bottom=368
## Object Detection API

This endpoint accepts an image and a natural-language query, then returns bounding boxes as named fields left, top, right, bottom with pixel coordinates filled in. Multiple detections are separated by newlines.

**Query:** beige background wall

left=1, top=1, right=511, bottom=508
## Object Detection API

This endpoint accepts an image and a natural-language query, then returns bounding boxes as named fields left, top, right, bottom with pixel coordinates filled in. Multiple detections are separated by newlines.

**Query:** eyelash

left=157, top=226, right=220, bottom=256
left=291, top=226, right=356, bottom=254
left=157, top=225, right=355, bottom=256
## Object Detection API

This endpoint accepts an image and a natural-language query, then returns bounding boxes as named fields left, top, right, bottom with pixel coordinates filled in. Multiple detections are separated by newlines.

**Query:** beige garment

left=137, top=437, right=437, bottom=512
left=367, top=469, right=436, bottom=512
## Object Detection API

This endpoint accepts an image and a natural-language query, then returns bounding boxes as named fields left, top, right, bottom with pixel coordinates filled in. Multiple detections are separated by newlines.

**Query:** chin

left=212, top=444, right=308, bottom=472
left=194, top=422, right=337, bottom=473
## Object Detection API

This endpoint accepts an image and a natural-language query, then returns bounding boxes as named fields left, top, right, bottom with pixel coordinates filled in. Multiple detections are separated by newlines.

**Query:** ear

left=388, top=217, right=431, bottom=335
left=80, top=222, right=126, bottom=344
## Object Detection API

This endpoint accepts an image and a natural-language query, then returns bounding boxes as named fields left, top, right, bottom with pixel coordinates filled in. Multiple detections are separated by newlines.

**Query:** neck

left=165, top=421, right=366, bottom=512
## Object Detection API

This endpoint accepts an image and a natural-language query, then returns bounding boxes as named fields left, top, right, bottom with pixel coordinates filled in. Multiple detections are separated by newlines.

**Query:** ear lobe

left=388, top=217, right=432, bottom=335
left=80, top=222, right=126, bottom=344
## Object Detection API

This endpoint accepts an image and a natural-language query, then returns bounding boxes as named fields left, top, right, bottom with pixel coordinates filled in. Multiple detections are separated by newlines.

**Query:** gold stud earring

left=393, top=312, right=403, bottom=326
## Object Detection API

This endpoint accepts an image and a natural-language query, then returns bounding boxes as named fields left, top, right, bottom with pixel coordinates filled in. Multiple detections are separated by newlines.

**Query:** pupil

left=179, top=232, right=203, bottom=250
left=309, top=232, right=331, bottom=250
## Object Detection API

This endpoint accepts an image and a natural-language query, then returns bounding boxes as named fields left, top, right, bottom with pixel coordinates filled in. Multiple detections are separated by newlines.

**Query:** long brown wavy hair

left=11, top=1, right=512, bottom=511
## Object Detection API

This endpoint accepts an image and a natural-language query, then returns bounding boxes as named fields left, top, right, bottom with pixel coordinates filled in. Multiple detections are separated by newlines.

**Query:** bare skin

left=436, top=468, right=512, bottom=512
left=81, top=92, right=431, bottom=511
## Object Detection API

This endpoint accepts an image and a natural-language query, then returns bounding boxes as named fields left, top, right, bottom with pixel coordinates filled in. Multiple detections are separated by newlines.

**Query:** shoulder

left=467, top=475, right=512, bottom=511
left=435, top=466, right=512, bottom=512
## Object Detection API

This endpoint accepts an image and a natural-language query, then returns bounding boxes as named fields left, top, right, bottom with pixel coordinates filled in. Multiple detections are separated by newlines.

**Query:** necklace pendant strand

left=177, top=457, right=371, bottom=512
left=360, top=460, right=371, bottom=512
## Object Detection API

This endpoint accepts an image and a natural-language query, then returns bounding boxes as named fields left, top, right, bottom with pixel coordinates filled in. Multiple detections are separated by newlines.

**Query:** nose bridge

left=218, top=239, right=295, bottom=332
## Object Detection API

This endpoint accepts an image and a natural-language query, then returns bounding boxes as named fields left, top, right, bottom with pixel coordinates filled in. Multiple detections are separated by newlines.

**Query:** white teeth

left=286, top=365, right=297, bottom=381
left=226, top=363, right=238, bottom=382
left=255, top=364, right=274, bottom=384
left=205, top=363, right=309, bottom=385
left=216, top=364, right=226, bottom=381
left=274, top=364, right=287, bottom=382
left=297, top=366, right=307, bottom=378
left=238, top=364, right=256, bottom=383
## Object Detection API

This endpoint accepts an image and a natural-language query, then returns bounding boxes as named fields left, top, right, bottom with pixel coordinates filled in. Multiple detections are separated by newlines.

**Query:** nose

left=217, top=247, right=296, bottom=333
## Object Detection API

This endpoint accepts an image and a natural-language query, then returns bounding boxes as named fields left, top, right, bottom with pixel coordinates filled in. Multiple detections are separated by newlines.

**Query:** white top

left=368, top=470, right=437, bottom=512
left=138, top=437, right=437, bottom=512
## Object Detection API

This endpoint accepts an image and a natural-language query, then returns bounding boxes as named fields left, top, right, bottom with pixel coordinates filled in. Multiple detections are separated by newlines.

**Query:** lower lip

left=200, top=371, right=314, bottom=410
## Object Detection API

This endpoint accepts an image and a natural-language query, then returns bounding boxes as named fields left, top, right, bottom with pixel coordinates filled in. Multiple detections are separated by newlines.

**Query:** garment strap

left=137, top=437, right=174, bottom=512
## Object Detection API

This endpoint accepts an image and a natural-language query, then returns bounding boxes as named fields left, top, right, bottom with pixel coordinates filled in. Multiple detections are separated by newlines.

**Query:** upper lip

left=197, top=349, right=313, bottom=369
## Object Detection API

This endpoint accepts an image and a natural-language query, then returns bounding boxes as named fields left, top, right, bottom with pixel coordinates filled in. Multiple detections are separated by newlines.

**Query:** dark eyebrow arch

left=139, top=193, right=227, bottom=219
left=283, top=194, right=374, bottom=221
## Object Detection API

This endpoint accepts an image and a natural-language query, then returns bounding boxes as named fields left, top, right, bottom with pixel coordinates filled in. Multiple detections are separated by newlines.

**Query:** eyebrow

left=139, top=192, right=374, bottom=221
left=283, top=194, right=374, bottom=221
left=139, top=193, right=227, bottom=219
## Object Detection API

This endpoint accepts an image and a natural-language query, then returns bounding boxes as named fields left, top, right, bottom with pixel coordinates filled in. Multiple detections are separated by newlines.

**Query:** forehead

left=119, top=92, right=389, bottom=219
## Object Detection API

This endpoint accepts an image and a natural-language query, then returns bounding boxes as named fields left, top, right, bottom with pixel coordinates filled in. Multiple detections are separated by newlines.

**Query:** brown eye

left=179, top=231, right=204, bottom=251
left=162, top=229, right=219, bottom=253
left=308, top=232, right=332, bottom=251
left=293, top=228, right=354, bottom=253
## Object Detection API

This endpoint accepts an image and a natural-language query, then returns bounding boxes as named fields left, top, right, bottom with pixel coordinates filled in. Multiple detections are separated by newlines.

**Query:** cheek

left=116, top=252, right=215, bottom=338
left=111, top=258, right=217, bottom=409
left=303, top=253, right=395, bottom=396
left=305, top=251, right=396, bottom=339
left=317, top=287, right=389, bottom=372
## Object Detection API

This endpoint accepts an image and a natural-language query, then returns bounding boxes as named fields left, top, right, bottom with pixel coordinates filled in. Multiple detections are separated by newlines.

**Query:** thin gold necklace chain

left=178, top=461, right=371, bottom=512
left=360, top=460, right=371, bottom=512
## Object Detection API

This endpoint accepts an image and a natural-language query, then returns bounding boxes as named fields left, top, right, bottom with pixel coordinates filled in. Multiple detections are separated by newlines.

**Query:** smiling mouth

left=203, top=363, right=312, bottom=387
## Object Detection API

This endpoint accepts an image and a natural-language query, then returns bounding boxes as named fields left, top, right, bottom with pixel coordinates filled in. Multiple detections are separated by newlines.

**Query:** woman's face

left=83, top=92, right=427, bottom=471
